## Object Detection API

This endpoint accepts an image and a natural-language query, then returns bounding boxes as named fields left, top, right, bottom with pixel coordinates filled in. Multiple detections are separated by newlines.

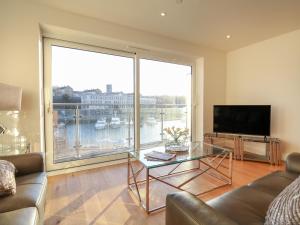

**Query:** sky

left=52, top=46, right=191, bottom=96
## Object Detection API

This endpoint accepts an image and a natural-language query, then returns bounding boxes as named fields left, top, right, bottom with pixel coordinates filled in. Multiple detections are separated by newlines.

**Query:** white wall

left=226, top=29, right=300, bottom=158
left=0, top=0, right=226, bottom=151
left=0, top=0, right=41, bottom=150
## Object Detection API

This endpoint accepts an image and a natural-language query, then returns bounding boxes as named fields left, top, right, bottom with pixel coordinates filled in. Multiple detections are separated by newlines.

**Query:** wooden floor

left=45, top=160, right=283, bottom=225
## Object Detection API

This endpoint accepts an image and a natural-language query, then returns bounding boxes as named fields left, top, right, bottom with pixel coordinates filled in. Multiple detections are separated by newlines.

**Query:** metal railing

left=52, top=102, right=189, bottom=162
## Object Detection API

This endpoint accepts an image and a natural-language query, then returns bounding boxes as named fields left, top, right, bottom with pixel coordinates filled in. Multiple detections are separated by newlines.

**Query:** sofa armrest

left=0, top=152, right=44, bottom=176
left=166, top=192, right=238, bottom=225
left=286, top=153, right=300, bottom=174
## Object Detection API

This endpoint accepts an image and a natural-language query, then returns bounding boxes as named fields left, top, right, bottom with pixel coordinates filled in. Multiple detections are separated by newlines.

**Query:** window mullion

left=134, top=54, right=140, bottom=152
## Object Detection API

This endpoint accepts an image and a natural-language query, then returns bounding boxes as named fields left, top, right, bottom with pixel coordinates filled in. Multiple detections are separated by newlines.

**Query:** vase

left=165, top=139, right=189, bottom=152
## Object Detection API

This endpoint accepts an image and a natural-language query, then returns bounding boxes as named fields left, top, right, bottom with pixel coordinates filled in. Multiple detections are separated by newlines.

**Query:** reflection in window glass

left=140, top=59, right=192, bottom=146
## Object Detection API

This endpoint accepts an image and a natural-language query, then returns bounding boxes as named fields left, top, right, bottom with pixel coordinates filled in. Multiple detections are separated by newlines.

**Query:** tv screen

left=213, top=105, right=271, bottom=136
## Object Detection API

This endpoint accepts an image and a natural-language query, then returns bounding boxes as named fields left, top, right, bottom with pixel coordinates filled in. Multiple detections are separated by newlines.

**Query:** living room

left=0, top=0, right=300, bottom=224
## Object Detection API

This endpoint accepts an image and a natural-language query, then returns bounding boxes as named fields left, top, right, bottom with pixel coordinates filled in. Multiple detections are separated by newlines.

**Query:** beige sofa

left=0, top=153, right=47, bottom=225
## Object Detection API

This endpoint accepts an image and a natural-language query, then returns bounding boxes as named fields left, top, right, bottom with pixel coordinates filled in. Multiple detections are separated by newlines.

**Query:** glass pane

left=52, top=46, right=134, bottom=163
left=131, top=142, right=231, bottom=169
left=140, top=59, right=192, bottom=147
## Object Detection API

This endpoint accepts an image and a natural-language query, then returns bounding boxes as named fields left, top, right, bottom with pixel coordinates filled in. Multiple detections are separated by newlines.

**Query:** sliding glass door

left=140, top=59, right=192, bottom=147
left=44, top=39, right=135, bottom=171
left=44, top=39, right=193, bottom=171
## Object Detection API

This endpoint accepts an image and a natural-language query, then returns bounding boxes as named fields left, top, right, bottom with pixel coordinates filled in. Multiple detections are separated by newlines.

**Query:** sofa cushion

left=206, top=171, right=299, bottom=225
left=265, top=175, right=300, bottom=225
left=248, top=171, right=298, bottom=197
left=0, top=172, right=47, bottom=213
left=0, top=207, right=38, bottom=225
left=207, top=186, right=275, bottom=225
left=16, top=172, right=47, bottom=185
left=0, top=160, right=16, bottom=196
left=0, top=153, right=44, bottom=176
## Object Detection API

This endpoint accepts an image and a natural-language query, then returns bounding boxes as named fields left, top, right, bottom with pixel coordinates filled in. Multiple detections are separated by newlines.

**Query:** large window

left=44, top=39, right=193, bottom=171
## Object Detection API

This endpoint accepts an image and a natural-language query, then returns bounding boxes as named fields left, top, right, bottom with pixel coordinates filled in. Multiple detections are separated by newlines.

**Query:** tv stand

left=204, top=133, right=281, bottom=165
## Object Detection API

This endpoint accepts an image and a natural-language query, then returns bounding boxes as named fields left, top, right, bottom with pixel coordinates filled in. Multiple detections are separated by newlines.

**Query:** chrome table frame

left=127, top=149, right=233, bottom=214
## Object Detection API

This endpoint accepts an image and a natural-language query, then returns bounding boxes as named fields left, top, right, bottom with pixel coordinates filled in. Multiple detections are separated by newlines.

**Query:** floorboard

left=45, top=160, right=283, bottom=225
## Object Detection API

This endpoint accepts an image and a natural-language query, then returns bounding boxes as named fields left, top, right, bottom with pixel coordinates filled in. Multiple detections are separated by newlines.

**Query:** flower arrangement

left=164, top=127, right=189, bottom=144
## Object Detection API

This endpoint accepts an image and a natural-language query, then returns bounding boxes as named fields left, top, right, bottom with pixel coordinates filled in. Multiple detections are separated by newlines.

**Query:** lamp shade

left=0, top=83, right=22, bottom=111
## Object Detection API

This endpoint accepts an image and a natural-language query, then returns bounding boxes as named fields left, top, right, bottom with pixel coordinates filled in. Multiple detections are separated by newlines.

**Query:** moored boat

left=94, top=119, right=107, bottom=130
left=110, top=117, right=121, bottom=128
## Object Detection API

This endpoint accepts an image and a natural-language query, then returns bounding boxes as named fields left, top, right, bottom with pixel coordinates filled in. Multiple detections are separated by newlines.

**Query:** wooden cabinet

left=204, top=133, right=281, bottom=165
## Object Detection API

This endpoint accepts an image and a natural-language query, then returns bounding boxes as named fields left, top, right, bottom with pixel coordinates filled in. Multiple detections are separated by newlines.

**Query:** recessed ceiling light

left=226, top=35, right=231, bottom=39
left=160, top=12, right=166, bottom=17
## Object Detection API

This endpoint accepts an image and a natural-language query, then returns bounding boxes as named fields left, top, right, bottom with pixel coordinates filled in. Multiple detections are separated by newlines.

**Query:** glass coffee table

left=127, top=142, right=233, bottom=214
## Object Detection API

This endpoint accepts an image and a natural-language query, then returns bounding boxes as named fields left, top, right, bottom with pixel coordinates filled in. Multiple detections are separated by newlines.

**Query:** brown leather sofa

left=166, top=152, right=300, bottom=225
left=0, top=153, right=47, bottom=225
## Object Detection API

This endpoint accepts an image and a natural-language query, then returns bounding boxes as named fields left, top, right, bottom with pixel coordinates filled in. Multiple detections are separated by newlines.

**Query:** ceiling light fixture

left=160, top=12, right=166, bottom=17
left=226, top=35, right=231, bottom=39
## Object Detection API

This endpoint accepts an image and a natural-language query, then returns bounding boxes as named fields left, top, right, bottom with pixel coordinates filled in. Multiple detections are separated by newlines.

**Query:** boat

left=57, top=122, right=65, bottom=129
left=145, top=117, right=157, bottom=126
left=94, top=119, right=107, bottom=130
left=110, top=117, right=121, bottom=128
left=124, top=119, right=133, bottom=126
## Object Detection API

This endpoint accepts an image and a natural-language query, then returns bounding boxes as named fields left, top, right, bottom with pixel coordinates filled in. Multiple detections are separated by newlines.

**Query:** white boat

left=124, top=119, right=133, bottom=126
left=110, top=117, right=121, bottom=128
left=94, top=119, right=107, bottom=130
left=145, top=117, right=157, bottom=126
left=57, top=122, right=65, bottom=129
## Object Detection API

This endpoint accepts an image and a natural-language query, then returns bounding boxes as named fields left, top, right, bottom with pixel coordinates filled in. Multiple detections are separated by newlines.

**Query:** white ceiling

left=32, top=0, right=300, bottom=51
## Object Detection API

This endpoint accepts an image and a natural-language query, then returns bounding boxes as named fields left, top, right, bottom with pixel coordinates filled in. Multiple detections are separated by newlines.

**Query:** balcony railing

left=52, top=103, right=189, bottom=163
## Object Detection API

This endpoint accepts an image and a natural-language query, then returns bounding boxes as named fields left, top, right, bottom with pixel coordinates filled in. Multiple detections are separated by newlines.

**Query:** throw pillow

left=0, top=160, right=16, bottom=196
left=265, top=175, right=300, bottom=225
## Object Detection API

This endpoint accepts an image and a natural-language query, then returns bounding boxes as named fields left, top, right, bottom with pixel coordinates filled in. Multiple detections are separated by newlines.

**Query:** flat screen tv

left=213, top=105, right=271, bottom=136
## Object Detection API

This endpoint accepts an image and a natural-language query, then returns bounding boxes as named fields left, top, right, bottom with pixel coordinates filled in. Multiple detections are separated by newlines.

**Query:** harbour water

left=56, top=119, right=187, bottom=150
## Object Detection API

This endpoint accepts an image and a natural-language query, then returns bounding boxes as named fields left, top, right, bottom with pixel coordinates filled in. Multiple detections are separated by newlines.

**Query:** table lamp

left=0, top=83, right=22, bottom=135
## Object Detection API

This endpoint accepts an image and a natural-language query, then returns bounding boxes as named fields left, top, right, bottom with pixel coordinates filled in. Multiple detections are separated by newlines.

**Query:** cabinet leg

left=240, top=138, right=244, bottom=161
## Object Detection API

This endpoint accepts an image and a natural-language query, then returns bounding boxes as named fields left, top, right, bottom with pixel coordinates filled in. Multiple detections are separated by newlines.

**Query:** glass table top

left=130, top=142, right=232, bottom=169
